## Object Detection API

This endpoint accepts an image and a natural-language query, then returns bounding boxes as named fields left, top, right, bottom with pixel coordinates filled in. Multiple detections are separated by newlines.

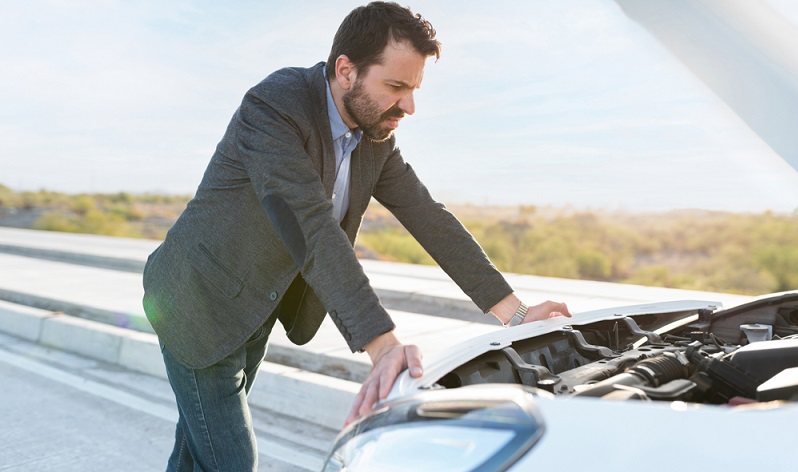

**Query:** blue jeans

left=161, top=313, right=278, bottom=472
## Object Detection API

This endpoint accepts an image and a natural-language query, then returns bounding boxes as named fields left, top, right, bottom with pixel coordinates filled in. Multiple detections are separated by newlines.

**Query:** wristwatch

left=502, top=302, right=529, bottom=328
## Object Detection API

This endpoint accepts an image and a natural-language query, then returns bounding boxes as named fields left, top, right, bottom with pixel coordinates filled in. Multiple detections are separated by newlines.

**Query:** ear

left=334, top=54, right=357, bottom=91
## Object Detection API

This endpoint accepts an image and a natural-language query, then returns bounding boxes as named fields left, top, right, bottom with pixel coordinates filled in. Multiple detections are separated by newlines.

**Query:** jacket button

left=269, top=291, right=278, bottom=301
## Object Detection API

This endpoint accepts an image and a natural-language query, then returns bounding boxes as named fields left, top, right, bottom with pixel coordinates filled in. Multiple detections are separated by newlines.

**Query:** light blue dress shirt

left=324, top=68, right=363, bottom=223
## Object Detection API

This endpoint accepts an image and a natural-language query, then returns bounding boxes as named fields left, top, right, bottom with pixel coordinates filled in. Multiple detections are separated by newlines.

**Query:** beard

left=343, top=79, right=404, bottom=142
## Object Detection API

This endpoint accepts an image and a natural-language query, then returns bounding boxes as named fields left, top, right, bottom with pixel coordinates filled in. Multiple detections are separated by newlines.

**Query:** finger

left=542, top=301, right=572, bottom=318
left=343, top=411, right=357, bottom=428
left=377, top=362, right=398, bottom=399
left=405, top=345, right=423, bottom=377
left=344, top=386, right=368, bottom=426
left=547, top=302, right=570, bottom=317
left=360, top=379, right=380, bottom=417
left=559, top=303, right=573, bottom=317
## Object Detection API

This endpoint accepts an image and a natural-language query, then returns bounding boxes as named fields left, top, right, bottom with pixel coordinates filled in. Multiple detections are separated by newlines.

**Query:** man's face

left=343, top=40, right=427, bottom=141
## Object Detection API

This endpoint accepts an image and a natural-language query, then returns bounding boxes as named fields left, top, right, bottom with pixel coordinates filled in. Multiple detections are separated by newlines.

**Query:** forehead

left=366, top=40, right=428, bottom=87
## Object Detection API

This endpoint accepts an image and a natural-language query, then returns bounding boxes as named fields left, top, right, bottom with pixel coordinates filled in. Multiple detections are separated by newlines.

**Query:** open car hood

left=390, top=292, right=798, bottom=403
left=327, top=292, right=798, bottom=471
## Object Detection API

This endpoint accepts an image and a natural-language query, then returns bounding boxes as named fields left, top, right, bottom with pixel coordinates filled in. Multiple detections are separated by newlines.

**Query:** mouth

left=381, top=107, right=405, bottom=131
left=385, top=117, right=401, bottom=130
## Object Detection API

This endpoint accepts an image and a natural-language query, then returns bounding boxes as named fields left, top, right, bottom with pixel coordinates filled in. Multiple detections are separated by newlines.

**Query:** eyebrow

left=386, top=79, right=420, bottom=89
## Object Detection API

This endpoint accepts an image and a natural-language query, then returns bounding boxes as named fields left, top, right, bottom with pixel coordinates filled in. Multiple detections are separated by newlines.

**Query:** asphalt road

left=0, top=331, right=330, bottom=471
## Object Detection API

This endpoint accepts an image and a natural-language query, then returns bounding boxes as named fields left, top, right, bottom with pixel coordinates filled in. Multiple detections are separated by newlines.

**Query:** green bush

left=33, top=209, right=141, bottom=237
left=358, top=206, right=798, bottom=295
left=357, top=229, right=435, bottom=265
left=756, top=245, right=798, bottom=292
left=0, top=184, right=20, bottom=208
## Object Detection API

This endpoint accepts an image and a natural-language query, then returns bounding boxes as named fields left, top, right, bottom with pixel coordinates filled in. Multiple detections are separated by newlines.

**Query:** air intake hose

left=573, top=352, right=689, bottom=398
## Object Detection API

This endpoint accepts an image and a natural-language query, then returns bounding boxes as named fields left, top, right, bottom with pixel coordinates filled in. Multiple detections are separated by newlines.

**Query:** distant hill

left=1, top=184, right=796, bottom=296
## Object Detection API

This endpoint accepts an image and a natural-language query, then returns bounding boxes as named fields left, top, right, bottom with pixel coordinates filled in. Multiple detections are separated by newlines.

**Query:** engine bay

left=437, top=293, right=798, bottom=405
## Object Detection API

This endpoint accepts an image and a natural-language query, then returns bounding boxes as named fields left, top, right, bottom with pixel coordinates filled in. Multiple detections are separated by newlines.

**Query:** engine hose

left=631, top=353, right=690, bottom=386
left=573, top=352, right=689, bottom=398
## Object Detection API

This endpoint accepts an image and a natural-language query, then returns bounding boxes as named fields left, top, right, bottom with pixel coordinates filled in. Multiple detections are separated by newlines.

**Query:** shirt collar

left=324, top=67, right=358, bottom=141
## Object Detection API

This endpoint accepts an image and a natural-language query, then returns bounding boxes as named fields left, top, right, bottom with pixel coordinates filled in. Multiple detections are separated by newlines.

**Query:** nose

left=398, top=92, right=415, bottom=116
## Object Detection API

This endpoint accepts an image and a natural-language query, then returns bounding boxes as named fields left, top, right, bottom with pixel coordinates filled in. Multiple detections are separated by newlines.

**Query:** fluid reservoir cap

left=740, top=323, right=772, bottom=343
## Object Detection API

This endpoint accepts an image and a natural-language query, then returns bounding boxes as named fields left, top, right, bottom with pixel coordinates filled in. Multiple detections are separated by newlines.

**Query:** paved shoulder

left=0, top=330, right=333, bottom=471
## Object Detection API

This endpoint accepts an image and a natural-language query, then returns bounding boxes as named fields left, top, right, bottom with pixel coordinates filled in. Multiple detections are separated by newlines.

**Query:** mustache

left=381, top=106, right=405, bottom=120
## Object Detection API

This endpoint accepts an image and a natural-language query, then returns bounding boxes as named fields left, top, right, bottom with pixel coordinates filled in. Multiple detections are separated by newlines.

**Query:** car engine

left=437, top=293, right=798, bottom=405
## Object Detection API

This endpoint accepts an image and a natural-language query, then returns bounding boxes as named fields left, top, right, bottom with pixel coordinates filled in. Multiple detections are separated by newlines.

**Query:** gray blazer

left=142, top=62, right=512, bottom=369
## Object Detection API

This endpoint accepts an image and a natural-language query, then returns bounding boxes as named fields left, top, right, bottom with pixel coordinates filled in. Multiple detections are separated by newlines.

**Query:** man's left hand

left=525, top=299, right=572, bottom=322
left=489, top=294, right=573, bottom=325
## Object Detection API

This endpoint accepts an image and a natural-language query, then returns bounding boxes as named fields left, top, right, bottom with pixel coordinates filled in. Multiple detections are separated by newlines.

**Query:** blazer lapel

left=350, top=142, right=371, bottom=209
left=308, top=63, right=337, bottom=198
left=307, top=62, right=373, bottom=230
left=342, top=140, right=375, bottom=241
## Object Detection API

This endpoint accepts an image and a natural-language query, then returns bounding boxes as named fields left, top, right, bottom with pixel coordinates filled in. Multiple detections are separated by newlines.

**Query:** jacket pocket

left=191, top=243, right=245, bottom=298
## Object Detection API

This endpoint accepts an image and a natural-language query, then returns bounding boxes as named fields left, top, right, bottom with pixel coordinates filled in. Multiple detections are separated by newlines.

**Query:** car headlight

left=322, top=385, right=546, bottom=472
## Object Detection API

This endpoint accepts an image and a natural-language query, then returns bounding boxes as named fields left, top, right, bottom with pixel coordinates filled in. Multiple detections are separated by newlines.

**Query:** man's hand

left=525, top=299, right=572, bottom=322
left=344, top=331, right=422, bottom=427
left=489, top=294, right=573, bottom=325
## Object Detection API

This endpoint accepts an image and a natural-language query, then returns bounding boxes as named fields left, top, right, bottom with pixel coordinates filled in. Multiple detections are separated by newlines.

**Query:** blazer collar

left=308, top=62, right=337, bottom=198
left=308, top=62, right=374, bottom=224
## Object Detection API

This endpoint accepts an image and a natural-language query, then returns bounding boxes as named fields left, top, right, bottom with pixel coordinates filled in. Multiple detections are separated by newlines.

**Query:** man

left=143, top=2, right=571, bottom=470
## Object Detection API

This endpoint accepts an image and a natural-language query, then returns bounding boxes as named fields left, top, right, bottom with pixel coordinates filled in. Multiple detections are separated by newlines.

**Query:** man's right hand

left=344, top=331, right=423, bottom=427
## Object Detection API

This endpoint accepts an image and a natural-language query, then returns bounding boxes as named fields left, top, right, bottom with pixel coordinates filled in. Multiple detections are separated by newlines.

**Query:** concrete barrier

left=253, top=363, right=358, bottom=430
left=118, top=330, right=167, bottom=379
left=40, top=314, right=127, bottom=363
left=0, top=300, right=54, bottom=341
left=0, top=298, right=357, bottom=432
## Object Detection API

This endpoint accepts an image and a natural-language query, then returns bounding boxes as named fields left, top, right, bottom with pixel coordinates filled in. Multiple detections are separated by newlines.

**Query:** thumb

left=405, top=345, right=423, bottom=377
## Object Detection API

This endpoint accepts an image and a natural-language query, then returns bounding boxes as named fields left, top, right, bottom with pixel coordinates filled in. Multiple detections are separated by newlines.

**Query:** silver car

left=324, top=292, right=798, bottom=470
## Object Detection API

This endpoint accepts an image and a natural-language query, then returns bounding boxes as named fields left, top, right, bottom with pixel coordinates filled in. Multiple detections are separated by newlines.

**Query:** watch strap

left=503, top=302, right=529, bottom=328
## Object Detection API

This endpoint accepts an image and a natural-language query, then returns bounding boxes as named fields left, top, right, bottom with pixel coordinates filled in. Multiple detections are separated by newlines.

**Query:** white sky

left=1, top=0, right=797, bottom=212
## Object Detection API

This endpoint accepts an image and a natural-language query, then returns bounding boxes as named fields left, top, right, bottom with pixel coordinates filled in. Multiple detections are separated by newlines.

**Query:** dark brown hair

left=326, top=2, right=441, bottom=81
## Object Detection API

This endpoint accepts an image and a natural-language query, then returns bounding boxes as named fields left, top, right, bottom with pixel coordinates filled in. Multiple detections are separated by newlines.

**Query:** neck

left=328, top=78, right=357, bottom=129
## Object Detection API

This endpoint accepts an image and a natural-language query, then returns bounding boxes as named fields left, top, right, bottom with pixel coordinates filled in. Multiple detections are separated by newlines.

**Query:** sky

left=1, top=0, right=798, bottom=213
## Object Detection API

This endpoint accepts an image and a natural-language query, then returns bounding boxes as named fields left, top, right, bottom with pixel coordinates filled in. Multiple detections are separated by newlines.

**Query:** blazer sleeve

left=229, top=83, right=395, bottom=352
left=373, top=146, right=513, bottom=313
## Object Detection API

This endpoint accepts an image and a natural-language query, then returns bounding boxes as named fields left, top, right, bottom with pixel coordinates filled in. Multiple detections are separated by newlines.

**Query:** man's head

left=326, top=2, right=441, bottom=83
left=327, top=2, right=441, bottom=141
